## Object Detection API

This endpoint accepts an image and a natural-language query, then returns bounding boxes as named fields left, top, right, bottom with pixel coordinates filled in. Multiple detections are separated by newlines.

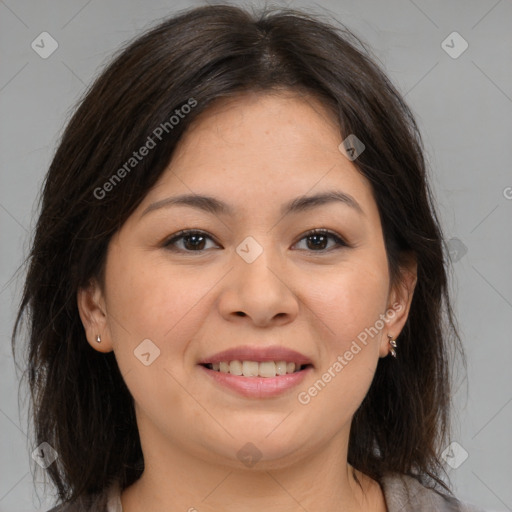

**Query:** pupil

left=307, top=234, right=327, bottom=250
left=185, top=235, right=205, bottom=250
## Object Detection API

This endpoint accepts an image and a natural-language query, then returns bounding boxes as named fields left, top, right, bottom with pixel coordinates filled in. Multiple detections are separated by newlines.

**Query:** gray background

left=1, top=0, right=511, bottom=510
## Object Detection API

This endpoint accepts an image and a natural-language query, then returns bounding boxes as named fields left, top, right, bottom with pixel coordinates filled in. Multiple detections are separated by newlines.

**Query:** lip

left=198, top=345, right=313, bottom=366
left=199, top=364, right=313, bottom=399
left=197, top=345, right=314, bottom=399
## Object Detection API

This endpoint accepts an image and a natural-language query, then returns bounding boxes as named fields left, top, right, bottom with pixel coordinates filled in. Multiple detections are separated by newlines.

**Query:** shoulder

left=379, top=472, right=486, bottom=512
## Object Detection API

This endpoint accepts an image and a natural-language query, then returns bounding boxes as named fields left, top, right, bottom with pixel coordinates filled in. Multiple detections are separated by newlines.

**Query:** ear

left=379, top=252, right=418, bottom=358
left=77, top=278, right=113, bottom=353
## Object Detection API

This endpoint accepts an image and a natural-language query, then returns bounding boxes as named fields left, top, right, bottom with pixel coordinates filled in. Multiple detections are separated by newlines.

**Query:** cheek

left=103, top=252, right=217, bottom=432
left=306, top=257, right=390, bottom=348
left=293, top=250, right=390, bottom=417
left=105, top=251, right=206, bottom=340
left=294, top=262, right=388, bottom=425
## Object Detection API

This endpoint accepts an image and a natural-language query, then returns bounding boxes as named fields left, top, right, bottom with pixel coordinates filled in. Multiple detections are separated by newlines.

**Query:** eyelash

left=163, top=228, right=348, bottom=253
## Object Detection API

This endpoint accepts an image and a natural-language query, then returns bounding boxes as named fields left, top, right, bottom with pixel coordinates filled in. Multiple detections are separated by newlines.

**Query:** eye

left=292, top=229, right=348, bottom=252
left=163, top=230, right=221, bottom=252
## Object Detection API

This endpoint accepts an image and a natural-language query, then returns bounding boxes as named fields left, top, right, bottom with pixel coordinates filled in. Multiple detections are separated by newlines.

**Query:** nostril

left=235, top=311, right=246, bottom=317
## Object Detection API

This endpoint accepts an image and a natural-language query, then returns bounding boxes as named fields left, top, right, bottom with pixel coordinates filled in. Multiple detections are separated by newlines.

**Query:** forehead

left=136, top=91, right=379, bottom=224
left=173, top=90, right=341, bottom=165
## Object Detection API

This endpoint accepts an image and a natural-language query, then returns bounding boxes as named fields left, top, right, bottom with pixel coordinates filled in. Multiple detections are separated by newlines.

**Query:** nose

left=217, top=246, right=299, bottom=327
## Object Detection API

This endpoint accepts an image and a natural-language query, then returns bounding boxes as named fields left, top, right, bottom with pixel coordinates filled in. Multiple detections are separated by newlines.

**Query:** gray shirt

left=47, top=472, right=485, bottom=511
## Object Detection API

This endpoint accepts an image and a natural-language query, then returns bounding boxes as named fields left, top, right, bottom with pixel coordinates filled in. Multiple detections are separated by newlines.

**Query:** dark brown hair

left=12, top=4, right=464, bottom=505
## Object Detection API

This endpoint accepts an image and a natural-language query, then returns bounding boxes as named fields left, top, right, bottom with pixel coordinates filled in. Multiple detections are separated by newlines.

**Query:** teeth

left=208, top=360, right=304, bottom=377
left=229, top=360, right=243, bottom=375
left=242, top=360, right=259, bottom=377
left=258, top=361, right=276, bottom=378
left=275, top=361, right=287, bottom=375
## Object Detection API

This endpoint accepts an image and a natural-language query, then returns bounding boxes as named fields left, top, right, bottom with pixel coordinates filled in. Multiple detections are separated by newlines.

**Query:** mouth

left=200, top=361, right=313, bottom=378
left=198, top=346, right=314, bottom=398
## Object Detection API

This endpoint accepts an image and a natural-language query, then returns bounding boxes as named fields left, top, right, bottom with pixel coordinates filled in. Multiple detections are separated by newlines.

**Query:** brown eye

left=164, top=230, right=219, bottom=252
left=306, top=233, right=329, bottom=250
left=182, top=233, right=207, bottom=250
left=293, top=229, right=347, bottom=252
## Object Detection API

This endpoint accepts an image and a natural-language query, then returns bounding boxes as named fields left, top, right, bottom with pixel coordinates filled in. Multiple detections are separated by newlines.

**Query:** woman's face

left=79, top=91, right=415, bottom=470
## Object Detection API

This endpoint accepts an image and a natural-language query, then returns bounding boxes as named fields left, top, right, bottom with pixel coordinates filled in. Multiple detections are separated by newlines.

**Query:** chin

left=211, top=430, right=312, bottom=470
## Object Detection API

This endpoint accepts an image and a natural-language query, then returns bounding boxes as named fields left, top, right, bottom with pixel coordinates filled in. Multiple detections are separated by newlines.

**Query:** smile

left=198, top=345, right=314, bottom=398
left=203, top=360, right=310, bottom=378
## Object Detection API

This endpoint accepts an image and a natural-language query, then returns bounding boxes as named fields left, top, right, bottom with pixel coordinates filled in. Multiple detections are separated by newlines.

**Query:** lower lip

left=199, top=365, right=312, bottom=398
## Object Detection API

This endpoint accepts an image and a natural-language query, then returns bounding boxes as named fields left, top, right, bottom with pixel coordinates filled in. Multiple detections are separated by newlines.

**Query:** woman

left=12, top=5, right=484, bottom=511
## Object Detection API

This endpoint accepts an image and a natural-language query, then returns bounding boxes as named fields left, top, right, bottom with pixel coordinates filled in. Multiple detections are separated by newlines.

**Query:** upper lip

left=198, top=345, right=313, bottom=366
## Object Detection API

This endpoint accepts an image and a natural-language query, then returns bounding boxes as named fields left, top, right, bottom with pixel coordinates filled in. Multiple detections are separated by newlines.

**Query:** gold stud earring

left=387, top=334, right=397, bottom=358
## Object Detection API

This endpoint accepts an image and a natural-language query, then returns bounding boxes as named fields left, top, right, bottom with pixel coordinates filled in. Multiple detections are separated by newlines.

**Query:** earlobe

left=380, top=254, right=418, bottom=358
left=77, top=279, right=113, bottom=353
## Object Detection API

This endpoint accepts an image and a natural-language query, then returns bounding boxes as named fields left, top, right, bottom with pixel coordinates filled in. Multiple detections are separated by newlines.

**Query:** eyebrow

left=141, top=190, right=364, bottom=218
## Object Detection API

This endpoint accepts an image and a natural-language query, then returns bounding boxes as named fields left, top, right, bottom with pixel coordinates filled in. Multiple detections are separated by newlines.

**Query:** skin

left=78, top=90, right=417, bottom=512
